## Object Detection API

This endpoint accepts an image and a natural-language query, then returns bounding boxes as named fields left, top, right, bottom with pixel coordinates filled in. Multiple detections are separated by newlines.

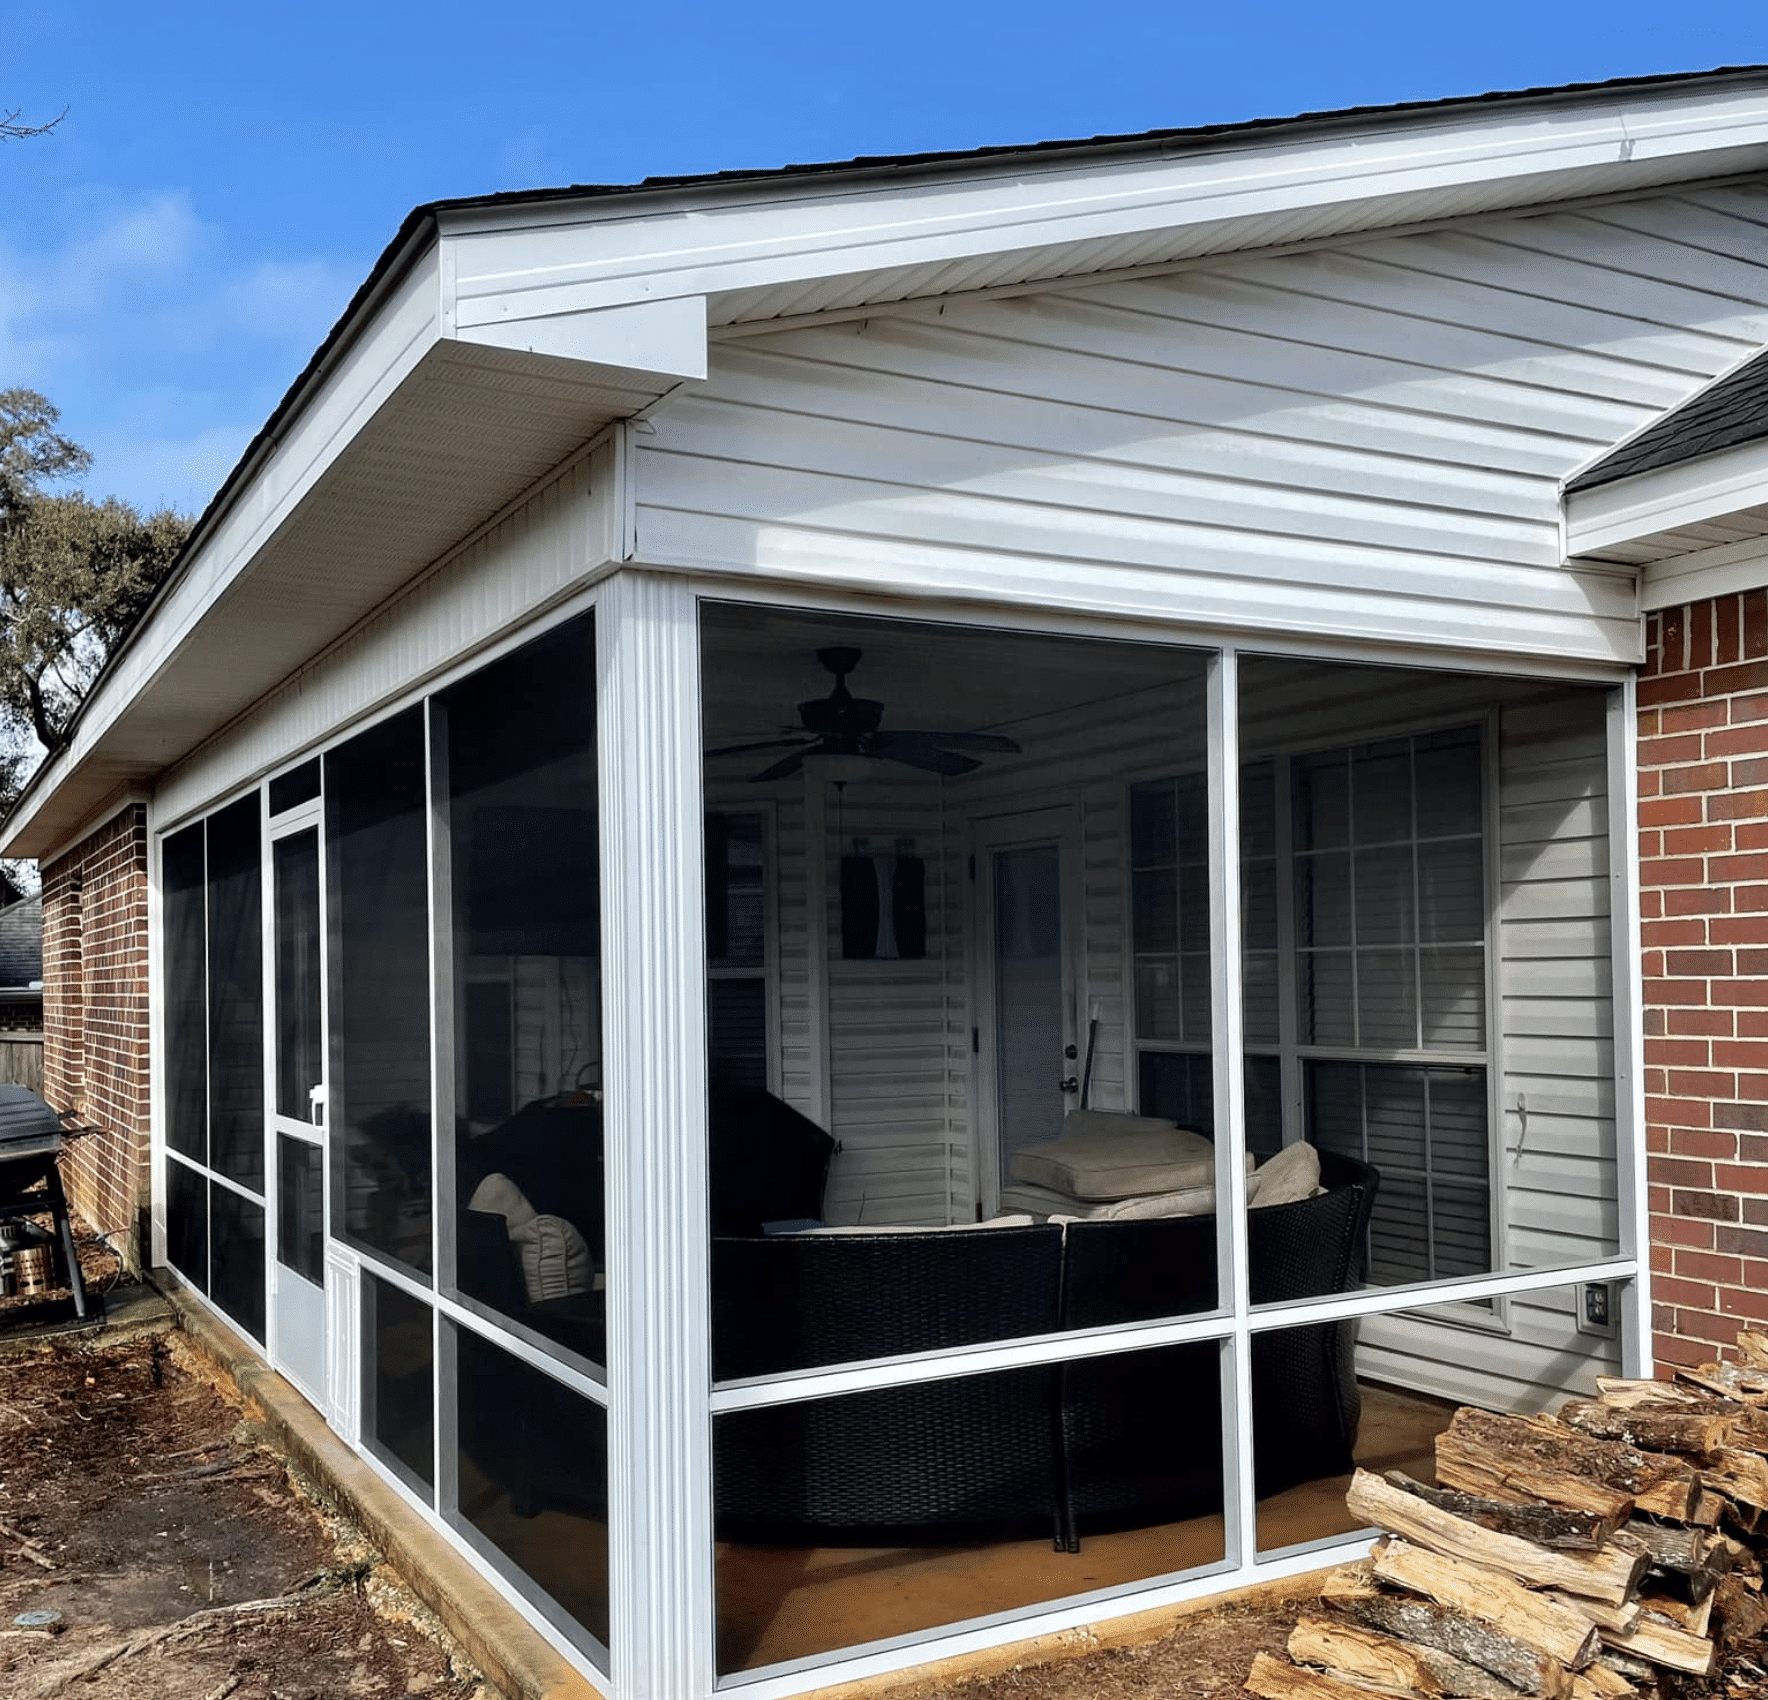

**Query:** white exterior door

left=973, top=804, right=1083, bottom=1215
left=265, top=814, right=328, bottom=1405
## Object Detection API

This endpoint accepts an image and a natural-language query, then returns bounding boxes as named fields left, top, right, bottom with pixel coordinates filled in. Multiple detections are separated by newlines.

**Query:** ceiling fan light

left=799, top=753, right=881, bottom=786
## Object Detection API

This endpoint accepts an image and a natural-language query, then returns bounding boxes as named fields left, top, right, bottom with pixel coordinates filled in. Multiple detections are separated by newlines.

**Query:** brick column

left=40, top=804, right=152, bottom=1269
left=1640, top=593, right=1768, bottom=1371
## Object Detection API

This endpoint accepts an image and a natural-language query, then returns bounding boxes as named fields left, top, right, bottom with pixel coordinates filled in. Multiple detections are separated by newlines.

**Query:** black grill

left=0, top=1087, right=90, bottom=1319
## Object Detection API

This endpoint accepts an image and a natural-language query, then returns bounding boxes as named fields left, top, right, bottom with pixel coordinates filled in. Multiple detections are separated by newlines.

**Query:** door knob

left=1058, top=1077, right=1079, bottom=1092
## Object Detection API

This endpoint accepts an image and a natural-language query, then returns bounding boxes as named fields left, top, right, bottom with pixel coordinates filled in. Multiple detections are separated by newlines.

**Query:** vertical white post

left=1608, top=675, right=1651, bottom=1376
left=1206, top=648, right=1253, bottom=1565
left=598, top=569, right=713, bottom=1700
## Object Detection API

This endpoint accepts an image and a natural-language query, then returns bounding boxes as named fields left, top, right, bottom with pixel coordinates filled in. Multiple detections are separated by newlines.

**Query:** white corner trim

left=1565, top=436, right=1768, bottom=558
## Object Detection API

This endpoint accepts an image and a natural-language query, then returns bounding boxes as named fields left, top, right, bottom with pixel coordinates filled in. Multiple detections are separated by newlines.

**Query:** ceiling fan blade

left=876, top=744, right=981, bottom=777
left=752, top=750, right=808, bottom=782
left=875, top=729, right=1021, bottom=755
left=706, top=737, right=815, bottom=758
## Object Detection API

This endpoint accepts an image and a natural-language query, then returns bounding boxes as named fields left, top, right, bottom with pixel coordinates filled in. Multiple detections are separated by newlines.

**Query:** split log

left=1622, top=1518, right=1728, bottom=1597
left=1246, top=1650, right=1410, bottom=1700
left=1597, top=1378, right=1707, bottom=1408
left=1568, top=1665, right=1637, bottom=1700
left=1321, top=1593, right=1573, bottom=1697
left=1594, top=1646, right=1656, bottom=1682
left=1544, top=1591, right=1638, bottom=1634
left=1632, top=1585, right=1711, bottom=1637
left=1711, top=1571, right=1768, bottom=1646
left=1676, top=1360, right=1768, bottom=1405
left=1596, top=1613, right=1715, bottom=1678
left=1687, top=1490, right=1724, bottom=1528
left=1370, top=1536, right=1601, bottom=1670
left=1700, top=1447, right=1768, bottom=1510
left=1288, top=1616, right=1442, bottom=1696
left=1732, top=1329, right=1768, bottom=1369
left=1558, top=1398, right=1735, bottom=1455
left=1435, top=1410, right=1698, bottom=1521
left=1379, top=1472, right=1619, bottom=1549
left=1347, top=1471, right=1647, bottom=1607
left=1293, top=1614, right=1535, bottom=1700
left=1597, top=1382, right=1768, bottom=1448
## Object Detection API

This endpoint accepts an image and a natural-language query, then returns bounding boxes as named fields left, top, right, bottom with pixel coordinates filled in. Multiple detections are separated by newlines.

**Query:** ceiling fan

left=708, top=646, right=1021, bottom=782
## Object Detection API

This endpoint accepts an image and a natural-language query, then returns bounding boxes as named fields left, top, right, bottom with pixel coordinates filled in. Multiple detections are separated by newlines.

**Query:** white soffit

left=3, top=257, right=695, bottom=858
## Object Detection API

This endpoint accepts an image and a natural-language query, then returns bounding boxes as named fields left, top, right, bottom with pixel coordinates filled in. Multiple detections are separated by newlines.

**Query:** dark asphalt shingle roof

left=1567, top=346, right=1768, bottom=493
left=0, top=895, right=42, bottom=989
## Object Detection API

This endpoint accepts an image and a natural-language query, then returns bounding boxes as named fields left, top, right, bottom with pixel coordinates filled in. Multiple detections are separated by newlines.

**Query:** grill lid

left=0, top=1086, right=65, bottom=1155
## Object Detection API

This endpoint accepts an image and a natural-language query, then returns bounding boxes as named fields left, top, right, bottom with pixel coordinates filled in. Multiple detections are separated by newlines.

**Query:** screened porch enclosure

left=699, top=600, right=1628, bottom=1671
left=151, top=587, right=1633, bottom=1684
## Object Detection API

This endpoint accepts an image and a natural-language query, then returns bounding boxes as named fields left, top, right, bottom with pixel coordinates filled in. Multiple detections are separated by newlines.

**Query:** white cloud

left=0, top=186, right=353, bottom=514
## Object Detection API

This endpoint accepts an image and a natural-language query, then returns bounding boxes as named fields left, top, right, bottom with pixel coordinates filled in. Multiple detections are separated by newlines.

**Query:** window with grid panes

left=1291, top=727, right=1489, bottom=1284
left=1130, top=768, right=1284, bottom=1154
left=1130, top=725, right=1489, bottom=1282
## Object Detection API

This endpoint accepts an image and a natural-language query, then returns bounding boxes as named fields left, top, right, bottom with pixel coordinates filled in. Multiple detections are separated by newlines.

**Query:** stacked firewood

left=1246, top=1330, right=1768, bottom=1700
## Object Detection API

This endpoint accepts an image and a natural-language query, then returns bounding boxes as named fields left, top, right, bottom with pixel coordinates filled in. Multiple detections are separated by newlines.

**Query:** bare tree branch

left=1, top=106, right=67, bottom=142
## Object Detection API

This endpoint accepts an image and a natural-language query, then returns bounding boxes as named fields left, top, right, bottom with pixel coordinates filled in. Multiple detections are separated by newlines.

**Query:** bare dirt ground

left=0, top=1271, right=484, bottom=1700
left=946, top=1600, right=1307, bottom=1700
left=7, top=1235, right=1766, bottom=1700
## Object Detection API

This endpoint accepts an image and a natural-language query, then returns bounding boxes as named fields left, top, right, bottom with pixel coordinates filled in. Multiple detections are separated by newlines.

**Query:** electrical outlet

left=1579, top=1281, right=1616, bottom=1339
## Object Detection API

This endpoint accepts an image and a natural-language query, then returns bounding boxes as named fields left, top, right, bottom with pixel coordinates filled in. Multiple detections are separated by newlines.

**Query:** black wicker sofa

left=459, top=1089, right=1378, bottom=1549
left=711, top=1148, right=1378, bottom=1549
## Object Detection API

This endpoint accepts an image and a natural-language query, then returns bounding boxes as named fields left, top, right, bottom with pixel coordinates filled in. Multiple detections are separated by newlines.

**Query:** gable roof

left=10, top=67, right=1768, bottom=860
left=1566, top=345, right=1768, bottom=493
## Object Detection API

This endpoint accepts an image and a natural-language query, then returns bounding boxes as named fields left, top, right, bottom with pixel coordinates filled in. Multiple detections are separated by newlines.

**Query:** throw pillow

left=1249, top=1140, right=1322, bottom=1209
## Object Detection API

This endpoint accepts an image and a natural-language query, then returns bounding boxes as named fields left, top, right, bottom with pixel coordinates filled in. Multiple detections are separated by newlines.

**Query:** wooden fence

left=0, top=1036, right=44, bottom=1093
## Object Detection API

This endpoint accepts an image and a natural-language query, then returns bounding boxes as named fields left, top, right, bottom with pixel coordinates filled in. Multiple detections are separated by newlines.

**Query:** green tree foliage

left=0, top=388, right=190, bottom=758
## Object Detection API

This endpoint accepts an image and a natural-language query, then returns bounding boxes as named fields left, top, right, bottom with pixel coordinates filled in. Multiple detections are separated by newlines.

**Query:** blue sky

left=4, top=0, right=1767, bottom=519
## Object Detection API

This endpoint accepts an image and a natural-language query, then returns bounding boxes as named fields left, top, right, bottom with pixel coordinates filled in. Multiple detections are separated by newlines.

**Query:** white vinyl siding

left=637, top=188, right=1768, bottom=668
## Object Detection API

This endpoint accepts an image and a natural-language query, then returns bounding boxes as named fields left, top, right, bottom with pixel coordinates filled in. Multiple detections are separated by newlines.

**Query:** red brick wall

left=41, top=804, right=151, bottom=1270
left=1640, top=593, right=1768, bottom=1372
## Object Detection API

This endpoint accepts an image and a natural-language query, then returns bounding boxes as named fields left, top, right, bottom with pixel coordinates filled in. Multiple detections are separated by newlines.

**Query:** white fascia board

left=1565, top=436, right=1768, bottom=559
left=441, top=82, right=1768, bottom=330
left=1639, top=534, right=1768, bottom=611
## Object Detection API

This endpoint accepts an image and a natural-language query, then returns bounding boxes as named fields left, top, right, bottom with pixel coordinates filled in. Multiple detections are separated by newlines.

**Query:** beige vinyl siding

left=637, top=187, right=1768, bottom=666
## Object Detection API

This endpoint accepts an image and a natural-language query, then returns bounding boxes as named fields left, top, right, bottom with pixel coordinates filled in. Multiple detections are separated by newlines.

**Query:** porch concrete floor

left=714, top=1381, right=1453, bottom=1673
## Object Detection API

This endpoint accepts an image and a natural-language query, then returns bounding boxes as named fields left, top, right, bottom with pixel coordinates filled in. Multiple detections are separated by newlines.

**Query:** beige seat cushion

left=1064, top=1183, right=1220, bottom=1222
left=1010, top=1111, right=1214, bottom=1201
